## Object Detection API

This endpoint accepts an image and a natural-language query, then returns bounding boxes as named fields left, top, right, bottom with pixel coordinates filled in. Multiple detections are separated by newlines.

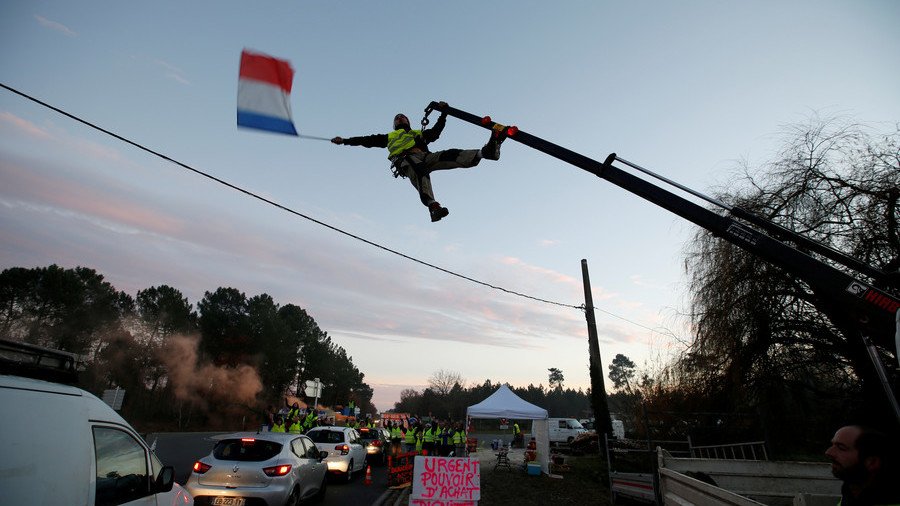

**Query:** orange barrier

left=466, top=437, right=478, bottom=455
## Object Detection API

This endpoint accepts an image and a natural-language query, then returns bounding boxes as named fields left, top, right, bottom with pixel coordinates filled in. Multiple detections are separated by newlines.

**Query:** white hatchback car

left=185, top=432, right=328, bottom=506
left=305, top=427, right=367, bottom=482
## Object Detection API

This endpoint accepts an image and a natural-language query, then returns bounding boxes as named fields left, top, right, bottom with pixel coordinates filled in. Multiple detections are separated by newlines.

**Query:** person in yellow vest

left=390, top=422, right=403, bottom=456
left=288, top=415, right=303, bottom=433
left=423, top=423, right=435, bottom=456
left=404, top=424, right=418, bottom=454
left=271, top=416, right=286, bottom=433
left=433, top=421, right=446, bottom=457
left=303, top=409, right=316, bottom=431
left=513, top=421, right=522, bottom=448
left=415, top=424, right=425, bottom=454
left=287, top=402, right=302, bottom=422
left=453, top=422, right=467, bottom=457
left=331, top=102, right=507, bottom=223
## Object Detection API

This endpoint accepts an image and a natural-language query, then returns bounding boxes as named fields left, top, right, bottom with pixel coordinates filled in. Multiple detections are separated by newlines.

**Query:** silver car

left=185, top=432, right=327, bottom=506
left=305, top=427, right=367, bottom=482
left=357, top=426, right=391, bottom=465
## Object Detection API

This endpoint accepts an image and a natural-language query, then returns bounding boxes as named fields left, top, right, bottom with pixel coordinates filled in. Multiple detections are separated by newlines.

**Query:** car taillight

left=192, top=461, right=211, bottom=474
left=334, top=444, right=350, bottom=455
left=371, top=440, right=382, bottom=447
left=263, top=464, right=292, bottom=477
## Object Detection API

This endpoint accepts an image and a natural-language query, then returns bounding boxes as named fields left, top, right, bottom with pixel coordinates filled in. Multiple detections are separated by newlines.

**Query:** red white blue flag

left=237, top=49, right=298, bottom=135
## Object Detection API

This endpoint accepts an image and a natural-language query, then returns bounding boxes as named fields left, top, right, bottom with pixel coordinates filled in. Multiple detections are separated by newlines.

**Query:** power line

left=1, top=82, right=684, bottom=340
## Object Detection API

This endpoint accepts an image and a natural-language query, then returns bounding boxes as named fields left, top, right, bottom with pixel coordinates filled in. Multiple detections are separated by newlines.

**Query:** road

left=146, top=432, right=392, bottom=506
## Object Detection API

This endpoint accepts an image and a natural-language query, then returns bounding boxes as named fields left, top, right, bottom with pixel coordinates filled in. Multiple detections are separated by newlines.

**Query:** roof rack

left=0, top=338, right=81, bottom=385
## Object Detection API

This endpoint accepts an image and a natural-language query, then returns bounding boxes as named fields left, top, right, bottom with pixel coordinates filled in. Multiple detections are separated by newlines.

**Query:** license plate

left=212, top=497, right=245, bottom=506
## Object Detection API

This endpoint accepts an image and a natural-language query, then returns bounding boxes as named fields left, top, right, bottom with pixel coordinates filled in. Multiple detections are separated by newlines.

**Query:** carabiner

left=421, top=105, right=433, bottom=128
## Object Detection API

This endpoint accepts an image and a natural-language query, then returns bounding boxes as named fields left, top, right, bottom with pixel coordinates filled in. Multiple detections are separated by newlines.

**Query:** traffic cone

left=364, top=465, right=372, bottom=486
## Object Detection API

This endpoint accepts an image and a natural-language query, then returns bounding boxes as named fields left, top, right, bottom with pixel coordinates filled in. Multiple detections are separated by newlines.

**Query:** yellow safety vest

left=452, top=430, right=463, bottom=445
left=272, top=423, right=286, bottom=433
left=405, top=429, right=417, bottom=444
left=424, top=428, right=434, bottom=443
left=387, top=129, right=422, bottom=158
left=289, top=422, right=302, bottom=433
left=391, top=426, right=403, bottom=440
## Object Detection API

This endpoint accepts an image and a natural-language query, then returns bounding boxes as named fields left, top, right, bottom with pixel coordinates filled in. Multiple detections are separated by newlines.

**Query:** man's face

left=825, top=426, right=864, bottom=480
left=394, top=114, right=410, bottom=130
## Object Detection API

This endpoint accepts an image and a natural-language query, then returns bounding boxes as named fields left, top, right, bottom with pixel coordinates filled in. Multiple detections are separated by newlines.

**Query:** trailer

left=657, top=448, right=841, bottom=506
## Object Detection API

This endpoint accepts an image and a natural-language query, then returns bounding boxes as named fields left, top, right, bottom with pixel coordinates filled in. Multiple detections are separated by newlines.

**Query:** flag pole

left=296, top=134, right=331, bottom=141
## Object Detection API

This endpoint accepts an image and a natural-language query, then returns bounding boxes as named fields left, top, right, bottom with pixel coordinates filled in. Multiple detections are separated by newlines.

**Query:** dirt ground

left=472, top=446, right=610, bottom=506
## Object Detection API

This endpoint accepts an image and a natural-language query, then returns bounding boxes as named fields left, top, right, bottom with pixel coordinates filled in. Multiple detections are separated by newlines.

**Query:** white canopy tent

left=466, top=384, right=551, bottom=475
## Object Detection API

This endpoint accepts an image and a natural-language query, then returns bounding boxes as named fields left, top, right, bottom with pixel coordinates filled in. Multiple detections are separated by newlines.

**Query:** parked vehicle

left=0, top=338, right=193, bottom=506
left=186, top=432, right=328, bottom=506
left=548, top=417, right=587, bottom=445
left=305, top=426, right=367, bottom=482
left=357, top=426, right=390, bottom=465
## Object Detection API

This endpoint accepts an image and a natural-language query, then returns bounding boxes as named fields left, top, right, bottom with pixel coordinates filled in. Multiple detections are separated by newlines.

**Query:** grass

left=477, top=453, right=610, bottom=506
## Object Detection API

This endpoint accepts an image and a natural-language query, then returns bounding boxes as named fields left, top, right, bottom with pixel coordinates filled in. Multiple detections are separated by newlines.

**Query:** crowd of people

left=260, top=404, right=473, bottom=457
left=382, top=418, right=470, bottom=458
left=260, top=401, right=380, bottom=434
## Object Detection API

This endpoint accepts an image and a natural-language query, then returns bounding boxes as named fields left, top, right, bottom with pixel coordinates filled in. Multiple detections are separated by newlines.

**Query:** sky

left=2, top=1, right=899, bottom=412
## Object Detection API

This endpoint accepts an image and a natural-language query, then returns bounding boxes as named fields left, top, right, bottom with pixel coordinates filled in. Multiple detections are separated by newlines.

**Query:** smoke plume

left=159, top=334, right=262, bottom=408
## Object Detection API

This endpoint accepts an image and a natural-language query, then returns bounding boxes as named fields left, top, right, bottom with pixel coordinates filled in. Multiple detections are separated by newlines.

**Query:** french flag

left=237, top=49, right=298, bottom=135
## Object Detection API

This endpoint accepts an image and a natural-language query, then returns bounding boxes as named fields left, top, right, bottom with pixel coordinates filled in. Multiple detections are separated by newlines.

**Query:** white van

left=548, top=417, right=587, bottom=445
left=0, top=339, right=193, bottom=506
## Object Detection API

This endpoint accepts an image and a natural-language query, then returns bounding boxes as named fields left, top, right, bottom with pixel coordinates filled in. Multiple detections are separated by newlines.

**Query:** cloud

left=498, top=256, right=578, bottom=286
left=154, top=59, right=190, bottom=85
left=539, top=239, right=559, bottom=247
left=0, top=159, right=185, bottom=237
left=34, top=15, right=77, bottom=37
left=630, top=274, right=667, bottom=290
left=1, top=111, right=123, bottom=162
left=0, top=112, right=52, bottom=139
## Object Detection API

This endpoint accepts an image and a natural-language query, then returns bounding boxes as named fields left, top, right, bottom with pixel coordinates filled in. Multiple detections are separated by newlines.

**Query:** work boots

left=480, top=129, right=507, bottom=161
left=429, top=202, right=450, bottom=222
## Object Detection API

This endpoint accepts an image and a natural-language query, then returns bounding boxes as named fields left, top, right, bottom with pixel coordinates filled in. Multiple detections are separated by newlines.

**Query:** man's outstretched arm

left=331, top=133, right=389, bottom=148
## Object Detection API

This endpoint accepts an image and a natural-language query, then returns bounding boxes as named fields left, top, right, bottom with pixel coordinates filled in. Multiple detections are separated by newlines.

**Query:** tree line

left=0, top=265, right=374, bottom=430
left=390, top=369, right=594, bottom=422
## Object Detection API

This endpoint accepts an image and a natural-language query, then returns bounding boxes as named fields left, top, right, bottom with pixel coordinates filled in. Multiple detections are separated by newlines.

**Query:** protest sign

left=410, top=456, right=480, bottom=506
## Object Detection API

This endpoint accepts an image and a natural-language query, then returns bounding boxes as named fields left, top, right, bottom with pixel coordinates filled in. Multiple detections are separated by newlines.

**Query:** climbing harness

left=389, top=104, right=438, bottom=179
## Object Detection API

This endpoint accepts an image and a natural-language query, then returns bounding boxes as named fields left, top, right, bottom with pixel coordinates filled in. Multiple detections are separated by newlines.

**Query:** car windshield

left=213, top=439, right=282, bottom=461
left=307, top=430, right=345, bottom=444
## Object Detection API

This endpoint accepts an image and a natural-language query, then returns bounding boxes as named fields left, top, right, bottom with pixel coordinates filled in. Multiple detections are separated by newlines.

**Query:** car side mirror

left=154, top=466, right=175, bottom=493
left=319, top=450, right=329, bottom=461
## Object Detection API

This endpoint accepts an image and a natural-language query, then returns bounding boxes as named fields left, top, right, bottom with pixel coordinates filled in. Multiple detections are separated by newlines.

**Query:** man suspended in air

left=331, top=102, right=506, bottom=222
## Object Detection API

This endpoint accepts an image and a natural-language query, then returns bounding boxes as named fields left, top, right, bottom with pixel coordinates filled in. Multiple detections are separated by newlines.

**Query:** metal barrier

left=689, top=440, right=768, bottom=461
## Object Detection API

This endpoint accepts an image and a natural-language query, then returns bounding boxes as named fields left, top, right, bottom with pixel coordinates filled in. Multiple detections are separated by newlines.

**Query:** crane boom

left=425, top=101, right=900, bottom=421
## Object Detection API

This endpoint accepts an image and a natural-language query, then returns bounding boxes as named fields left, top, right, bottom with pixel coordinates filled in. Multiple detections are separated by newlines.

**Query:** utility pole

left=582, top=259, right=613, bottom=438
